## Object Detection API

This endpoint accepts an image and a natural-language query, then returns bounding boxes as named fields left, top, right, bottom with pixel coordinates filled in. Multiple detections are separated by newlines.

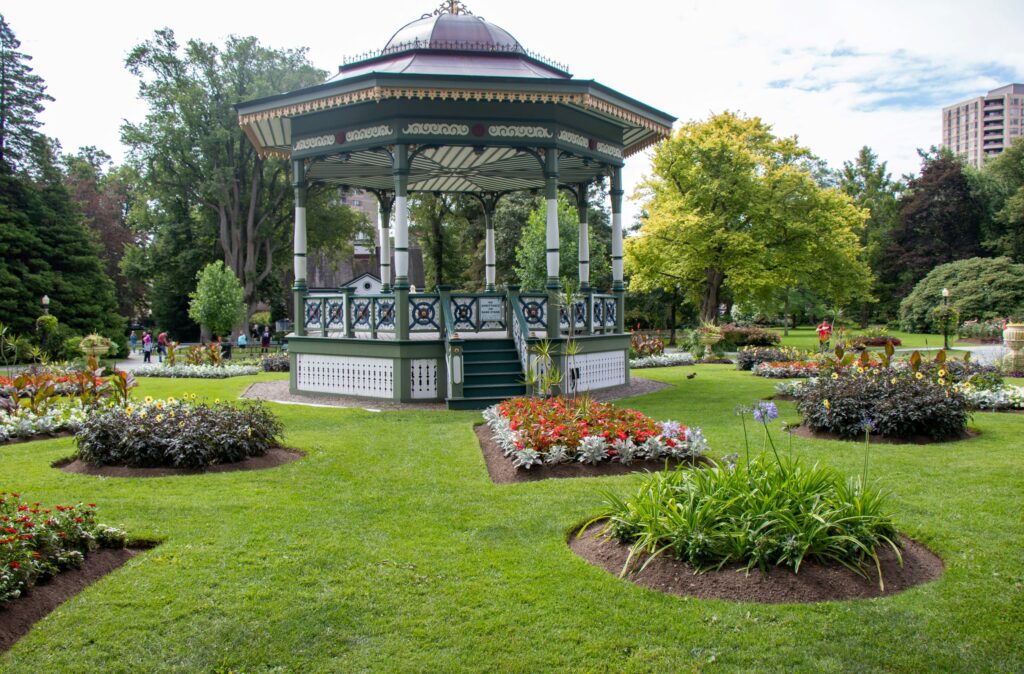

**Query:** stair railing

left=437, top=286, right=464, bottom=400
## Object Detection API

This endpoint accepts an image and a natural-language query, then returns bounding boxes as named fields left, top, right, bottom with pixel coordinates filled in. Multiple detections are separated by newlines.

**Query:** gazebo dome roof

left=334, top=2, right=571, bottom=80
left=385, top=12, right=521, bottom=53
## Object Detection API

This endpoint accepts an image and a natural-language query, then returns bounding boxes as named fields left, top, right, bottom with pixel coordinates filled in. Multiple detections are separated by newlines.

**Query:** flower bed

left=133, top=364, right=260, bottom=379
left=629, top=352, right=694, bottom=369
left=798, top=368, right=970, bottom=440
left=483, top=396, right=707, bottom=469
left=753, top=360, right=822, bottom=378
left=773, top=379, right=807, bottom=398
left=75, top=397, right=283, bottom=469
left=0, top=400, right=89, bottom=444
left=630, top=332, right=665, bottom=358
left=736, top=346, right=803, bottom=371
left=1, top=492, right=127, bottom=604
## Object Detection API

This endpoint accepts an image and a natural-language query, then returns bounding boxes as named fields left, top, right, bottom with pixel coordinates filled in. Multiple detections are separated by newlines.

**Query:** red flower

left=9, top=561, right=20, bottom=569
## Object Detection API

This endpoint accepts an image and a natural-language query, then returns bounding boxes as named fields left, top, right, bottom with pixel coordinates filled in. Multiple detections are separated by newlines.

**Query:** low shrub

left=848, top=336, right=903, bottom=348
left=260, top=354, right=290, bottom=372
left=133, top=364, right=260, bottom=379
left=629, top=332, right=665, bottom=358
left=75, top=398, right=283, bottom=468
left=720, top=324, right=781, bottom=349
left=1, top=492, right=127, bottom=603
left=736, top=346, right=802, bottom=371
left=483, top=396, right=707, bottom=469
left=797, top=369, right=970, bottom=439
left=958, top=318, right=1005, bottom=342
left=591, top=436, right=900, bottom=578
left=629, top=352, right=694, bottom=369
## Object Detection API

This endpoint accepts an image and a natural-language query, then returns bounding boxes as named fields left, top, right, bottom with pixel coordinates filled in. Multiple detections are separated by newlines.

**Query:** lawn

left=1, top=367, right=1022, bottom=672
left=777, top=327, right=951, bottom=351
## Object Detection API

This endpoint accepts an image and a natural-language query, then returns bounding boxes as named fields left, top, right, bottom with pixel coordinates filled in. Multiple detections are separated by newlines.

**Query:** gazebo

left=236, top=1, right=675, bottom=408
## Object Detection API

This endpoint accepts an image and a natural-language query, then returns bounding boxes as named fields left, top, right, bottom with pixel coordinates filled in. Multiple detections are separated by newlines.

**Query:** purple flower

left=860, top=417, right=878, bottom=433
left=752, top=401, right=779, bottom=423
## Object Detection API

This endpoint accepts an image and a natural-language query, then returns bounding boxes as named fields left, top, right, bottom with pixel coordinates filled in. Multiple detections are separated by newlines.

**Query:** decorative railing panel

left=375, top=297, right=396, bottom=331
left=409, top=295, right=441, bottom=332
left=304, top=299, right=323, bottom=330
left=296, top=354, right=394, bottom=398
left=409, top=358, right=439, bottom=399
left=518, top=295, right=547, bottom=329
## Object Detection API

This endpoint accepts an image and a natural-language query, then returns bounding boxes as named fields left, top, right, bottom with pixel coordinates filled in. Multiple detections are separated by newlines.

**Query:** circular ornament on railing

left=413, top=302, right=436, bottom=325
left=523, top=301, right=544, bottom=324
left=453, top=303, right=473, bottom=323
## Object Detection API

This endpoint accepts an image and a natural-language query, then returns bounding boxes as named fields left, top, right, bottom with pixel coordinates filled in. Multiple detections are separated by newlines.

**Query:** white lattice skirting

left=567, top=350, right=626, bottom=393
left=410, top=359, right=439, bottom=399
left=296, top=354, right=394, bottom=398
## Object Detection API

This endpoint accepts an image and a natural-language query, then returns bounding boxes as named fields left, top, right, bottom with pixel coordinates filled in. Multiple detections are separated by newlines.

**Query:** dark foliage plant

left=735, top=346, right=801, bottom=371
left=797, top=370, right=970, bottom=440
left=719, top=324, right=781, bottom=349
left=261, top=354, right=289, bottom=372
left=75, top=400, right=283, bottom=468
left=848, top=336, right=903, bottom=349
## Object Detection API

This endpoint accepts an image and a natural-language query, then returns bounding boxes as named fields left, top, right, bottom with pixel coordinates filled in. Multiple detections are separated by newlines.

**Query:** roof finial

left=433, top=0, right=472, bottom=15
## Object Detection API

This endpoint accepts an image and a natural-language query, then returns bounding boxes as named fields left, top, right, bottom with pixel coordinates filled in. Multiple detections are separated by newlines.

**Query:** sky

left=6, top=0, right=1024, bottom=223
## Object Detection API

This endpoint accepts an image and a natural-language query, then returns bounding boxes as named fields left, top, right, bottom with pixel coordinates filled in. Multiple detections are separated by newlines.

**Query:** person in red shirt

left=157, top=331, right=168, bottom=362
left=816, top=320, right=833, bottom=353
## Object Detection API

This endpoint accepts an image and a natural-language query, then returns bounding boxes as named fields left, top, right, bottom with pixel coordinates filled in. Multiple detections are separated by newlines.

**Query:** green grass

left=777, top=327, right=951, bottom=351
left=1, top=367, right=1022, bottom=672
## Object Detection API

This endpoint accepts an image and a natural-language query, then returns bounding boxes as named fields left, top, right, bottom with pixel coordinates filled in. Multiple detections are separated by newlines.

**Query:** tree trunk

left=700, top=268, right=724, bottom=323
left=783, top=288, right=791, bottom=336
left=668, top=291, right=678, bottom=346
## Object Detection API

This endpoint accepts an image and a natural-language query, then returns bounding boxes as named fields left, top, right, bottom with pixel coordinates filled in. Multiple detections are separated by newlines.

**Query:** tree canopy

left=188, top=261, right=246, bottom=337
left=899, top=256, right=1024, bottom=332
left=627, top=111, right=870, bottom=323
left=0, top=14, right=52, bottom=170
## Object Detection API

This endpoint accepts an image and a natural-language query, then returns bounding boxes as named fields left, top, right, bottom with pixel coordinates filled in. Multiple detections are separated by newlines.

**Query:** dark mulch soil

left=474, top=424, right=708, bottom=484
left=767, top=394, right=799, bottom=402
left=570, top=520, right=943, bottom=604
left=1, top=544, right=156, bottom=651
left=0, top=431, right=74, bottom=447
left=53, top=446, right=304, bottom=478
left=788, top=425, right=979, bottom=445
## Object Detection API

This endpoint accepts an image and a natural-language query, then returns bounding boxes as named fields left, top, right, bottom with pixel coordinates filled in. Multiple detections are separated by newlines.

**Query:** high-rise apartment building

left=942, top=83, right=1024, bottom=168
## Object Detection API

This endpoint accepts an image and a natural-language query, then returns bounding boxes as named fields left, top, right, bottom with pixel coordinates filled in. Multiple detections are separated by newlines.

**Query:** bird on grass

left=686, top=372, right=697, bottom=379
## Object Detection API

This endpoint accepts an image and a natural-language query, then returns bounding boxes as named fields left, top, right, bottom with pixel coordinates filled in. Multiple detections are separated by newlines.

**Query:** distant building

left=942, top=83, right=1024, bottom=168
left=307, top=188, right=425, bottom=290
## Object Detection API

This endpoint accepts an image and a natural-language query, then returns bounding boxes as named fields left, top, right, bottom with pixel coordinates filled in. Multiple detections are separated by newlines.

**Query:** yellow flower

left=125, top=406, right=134, bottom=415
left=915, top=372, right=924, bottom=380
left=891, top=377, right=897, bottom=385
left=179, top=421, right=185, bottom=428
left=156, top=402, right=164, bottom=410
left=155, top=414, right=164, bottom=422
left=939, top=369, right=947, bottom=377
left=872, top=369, right=879, bottom=375
left=144, top=396, right=154, bottom=404
left=857, top=367, right=864, bottom=374
left=214, top=398, right=220, bottom=404
left=167, top=396, right=176, bottom=404
left=823, top=399, right=831, bottom=410
left=831, top=372, right=839, bottom=380
left=169, top=411, right=175, bottom=419
left=938, top=378, right=946, bottom=386
left=139, top=411, right=148, bottom=419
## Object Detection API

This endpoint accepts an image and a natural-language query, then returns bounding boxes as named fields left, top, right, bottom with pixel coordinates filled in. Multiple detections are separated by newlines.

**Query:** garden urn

left=698, top=331, right=723, bottom=360
left=1003, top=323, right=1024, bottom=371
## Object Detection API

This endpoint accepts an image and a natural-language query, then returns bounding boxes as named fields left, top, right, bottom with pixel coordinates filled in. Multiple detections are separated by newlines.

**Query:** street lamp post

left=941, top=287, right=950, bottom=350
left=41, top=295, right=50, bottom=316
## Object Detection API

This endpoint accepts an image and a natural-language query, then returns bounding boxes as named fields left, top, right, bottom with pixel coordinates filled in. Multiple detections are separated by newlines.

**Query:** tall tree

left=514, top=192, right=611, bottom=291
left=838, top=146, right=902, bottom=322
left=0, top=15, right=52, bottom=169
left=122, top=29, right=325, bottom=330
left=628, top=111, right=869, bottom=323
left=881, top=148, right=987, bottom=297
left=62, top=147, right=145, bottom=319
left=982, top=137, right=1024, bottom=261
left=410, top=194, right=476, bottom=289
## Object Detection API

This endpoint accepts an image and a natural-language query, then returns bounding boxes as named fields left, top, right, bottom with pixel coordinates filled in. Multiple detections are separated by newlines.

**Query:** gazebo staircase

left=446, top=338, right=525, bottom=410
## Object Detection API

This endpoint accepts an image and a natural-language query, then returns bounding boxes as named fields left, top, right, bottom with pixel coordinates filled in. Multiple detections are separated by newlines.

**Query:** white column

left=378, top=200, right=392, bottom=291
left=578, top=184, right=590, bottom=290
left=545, top=194, right=559, bottom=285
left=294, top=204, right=307, bottom=283
left=484, top=208, right=496, bottom=291
left=611, top=167, right=624, bottom=290
left=393, top=145, right=410, bottom=288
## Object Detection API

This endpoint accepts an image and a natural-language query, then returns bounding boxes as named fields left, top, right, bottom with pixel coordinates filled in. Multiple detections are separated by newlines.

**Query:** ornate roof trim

left=238, top=85, right=672, bottom=157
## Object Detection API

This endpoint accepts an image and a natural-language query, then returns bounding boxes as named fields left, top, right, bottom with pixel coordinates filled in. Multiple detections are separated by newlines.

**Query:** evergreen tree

left=0, top=15, right=52, bottom=170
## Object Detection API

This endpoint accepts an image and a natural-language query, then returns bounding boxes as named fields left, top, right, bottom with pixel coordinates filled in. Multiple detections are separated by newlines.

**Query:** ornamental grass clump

left=587, top=402, right=901, bottom=588
left=75, top=397, right=283, bottom=468
left=1, top=492, right=127, bottom=604
left=483, top=396, right=707, bottom=470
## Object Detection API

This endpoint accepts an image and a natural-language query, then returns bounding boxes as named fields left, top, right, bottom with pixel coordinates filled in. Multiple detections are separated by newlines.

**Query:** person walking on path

left=261, top=328, right=271, bottom=354
left=817, top=320, right=833, bottom=353
left=157, top=331, right=168, bottom=362
left=129, top=330, right=138, bottom=355
left=238, top=332, right=248, bottom=353
left=142, top=331, right=153, bottom=363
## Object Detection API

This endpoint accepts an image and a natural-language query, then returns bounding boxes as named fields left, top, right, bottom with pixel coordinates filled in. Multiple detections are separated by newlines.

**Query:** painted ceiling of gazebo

left=236, top=2, right=675, bottom=190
